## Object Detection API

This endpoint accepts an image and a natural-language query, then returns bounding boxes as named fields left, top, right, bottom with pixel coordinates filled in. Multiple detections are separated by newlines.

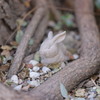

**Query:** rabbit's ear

left=52, top=31, right=66, bottom=44
left=48, top=31, right=53, bottom=39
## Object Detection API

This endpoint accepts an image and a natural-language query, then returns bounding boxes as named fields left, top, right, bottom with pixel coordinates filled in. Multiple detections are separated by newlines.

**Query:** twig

left=29, top=13, right=49, bottom=54
left=91, top=78, right=97, bottom=87
left=5, top=7, right=37, bottom=45
left=47, top=0, right=61, bottom=21
left=47, top=5, right=100, bottom=16
left=7, top=0, right=48, bottom=78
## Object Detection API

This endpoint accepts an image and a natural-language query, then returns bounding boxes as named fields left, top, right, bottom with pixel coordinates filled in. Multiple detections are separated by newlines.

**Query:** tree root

left=29, top=13, right=49, bottom=53
left=7, top=0, right=48, bottom=78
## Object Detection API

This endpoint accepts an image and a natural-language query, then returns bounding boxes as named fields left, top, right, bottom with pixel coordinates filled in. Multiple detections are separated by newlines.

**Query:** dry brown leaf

left=36, top=63, right=44, bottom=67
left=10, top=41, right=18, bottom=46
left=18, top=67, right=29, bottom=79
left=26, top=64, right=33, bottom=68
left=0, top=63, right=10, bottom=71
left=91, top=75, right=98, bottom=81
left=1, top=50, right=10, bottom=57
left=23, top=0, right=31, bottom=8
left=75, top=89, right=85, bottom=97
left=1, top=45, right=12, bottom=50
left=0, top=71, right=6, bottom=82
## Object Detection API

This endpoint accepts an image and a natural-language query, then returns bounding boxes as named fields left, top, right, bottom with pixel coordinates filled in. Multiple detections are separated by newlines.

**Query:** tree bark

left=0, top=0, right=26, bottom=44
left=0, top=0, right=100, bottom=100
left=29, top=12, right=49, bottom=53
left=7, top=0, right=48, bottom=78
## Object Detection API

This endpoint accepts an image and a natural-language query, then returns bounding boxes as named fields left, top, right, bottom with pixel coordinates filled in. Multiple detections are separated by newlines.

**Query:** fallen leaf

left=18, top=67, right=29, bottom=79
left=10, top=41, right=18, bottom=46
left=1, top=45, right=12, bottom=50
left=1, top=50, right=10, bottom=57
left=26, top=64, right=33, bottom=68
left=34, top=51, right=40, bottom=62
left=75, top=89, right=85, bottom=97
left=0, top=71, right=7, bottom=82
left=0, top=63, right=10, bottom=71
left=16, top=30, right=24, bottom=43
left=16, top=19, right=27, bottom=27
left=36, top=63, right=43, bottom=67
left=60, top=83, right=70, bottom=99
left=23, top=0, right=31, bottom=8
left=48, top=63, right=61, bottom=69
left=96, top=86, right=100, bottom=95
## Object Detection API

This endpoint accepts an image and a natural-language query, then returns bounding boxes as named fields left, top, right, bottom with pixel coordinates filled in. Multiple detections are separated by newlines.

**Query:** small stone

left=88, top=92, right=97, bottom=98
left=11, top=75, right=18, bottom=84
left=42, top=66, right=51, bottom=73
left=75, top=89, right=85, bottom=97
left=29, top=60, right=38, bottom=66
left=73, top=54, right=79, bottom=59
left=14, top=84, right=22, bottom=91
left=32, top=66, right=40, bottom=72
left=29, top=72, right=40, bottom=79
left=28, top=80, right=40, bottom=87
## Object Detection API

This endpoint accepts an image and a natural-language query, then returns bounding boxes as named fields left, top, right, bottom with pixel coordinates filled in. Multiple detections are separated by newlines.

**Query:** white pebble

left=40, top=72, right=44, bottom=75
left=88, top=92, right=96, bottom=98
left=32, top=66, right=40, bottom=72
left=11, top=75, right=18, bottom=84
left=73, top=54, right=79, bottom=59
left=29, top=60, right=38, bottom=66
left=29, top=72, right=40, bottom=79
left=28, top=80, right=40, bottom=87
left=42, top=66, right=51, bottom=73
left=14, top=84, right=22, bottom=91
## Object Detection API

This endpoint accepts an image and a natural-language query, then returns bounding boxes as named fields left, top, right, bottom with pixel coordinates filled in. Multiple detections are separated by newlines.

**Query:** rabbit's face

left=39, top=31, right=66, bottom=62
left=40, top=31, right=59, bottom=58
left=40, top=40, right=58, bottom=58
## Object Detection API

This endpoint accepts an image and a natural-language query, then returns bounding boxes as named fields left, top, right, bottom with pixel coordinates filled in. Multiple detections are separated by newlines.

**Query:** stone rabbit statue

left=39, top=31, right=72, bottom=65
